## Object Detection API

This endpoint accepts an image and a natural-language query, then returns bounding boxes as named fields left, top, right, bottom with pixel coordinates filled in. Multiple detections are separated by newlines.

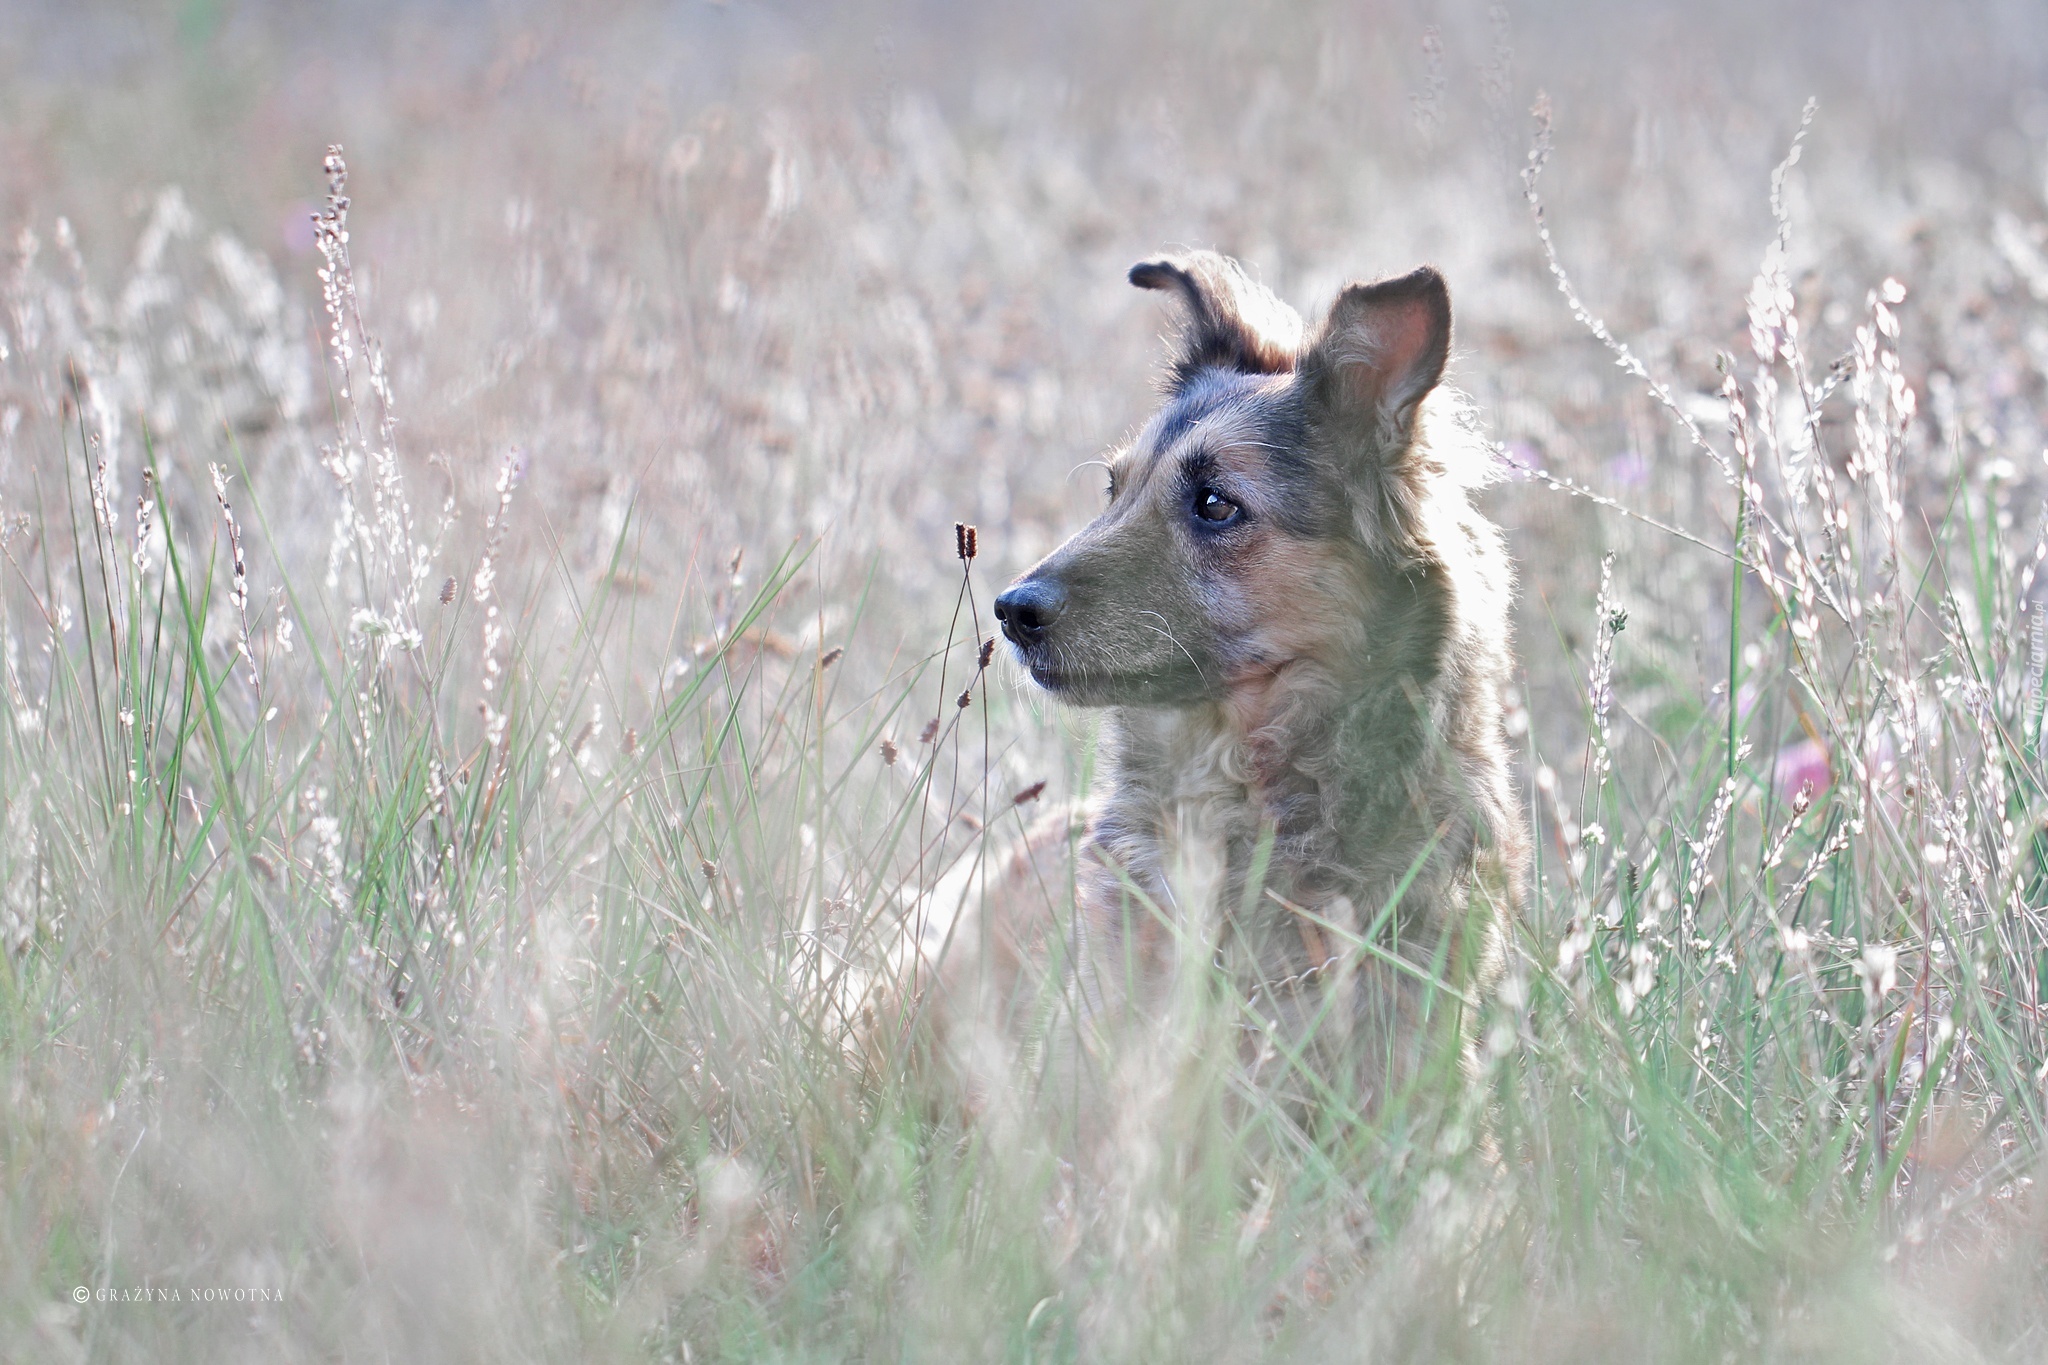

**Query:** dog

left=885, top=251, right=1524, bottom=1119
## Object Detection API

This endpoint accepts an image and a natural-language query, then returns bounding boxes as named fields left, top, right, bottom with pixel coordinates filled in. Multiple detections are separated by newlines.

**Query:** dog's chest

left=1105, top=705, right=1252, bottom=832
left=1094, top=707, right=1311, bottom=950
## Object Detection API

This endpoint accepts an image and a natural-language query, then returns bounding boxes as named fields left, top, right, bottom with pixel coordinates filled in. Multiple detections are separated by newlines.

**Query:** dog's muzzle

left=993, top=578, right=1066, bottom=649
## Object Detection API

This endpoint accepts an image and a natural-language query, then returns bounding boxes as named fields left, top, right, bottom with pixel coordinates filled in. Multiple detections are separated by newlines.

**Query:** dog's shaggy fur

left=888, top=251, right=1524, bottom=1111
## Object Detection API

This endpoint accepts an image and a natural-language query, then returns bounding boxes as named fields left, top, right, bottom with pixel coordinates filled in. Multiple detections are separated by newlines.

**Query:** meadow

left=6, top=3, right=2048, bottom=1359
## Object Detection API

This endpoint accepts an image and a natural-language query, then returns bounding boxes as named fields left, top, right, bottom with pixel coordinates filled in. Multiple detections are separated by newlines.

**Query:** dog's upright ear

left=1129, top=251, right=1303, bottom=391
left=1299, top=266, right=1451, bottom=456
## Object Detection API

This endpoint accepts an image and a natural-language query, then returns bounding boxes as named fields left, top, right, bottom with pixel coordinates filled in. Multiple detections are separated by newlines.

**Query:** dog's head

left=995, top=251, right=1468, bottom=709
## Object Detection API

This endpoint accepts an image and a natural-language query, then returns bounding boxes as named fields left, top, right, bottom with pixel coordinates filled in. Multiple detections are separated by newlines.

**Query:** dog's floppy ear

left=1129, top=251, right=1303, bottom=391
left=1299, top=266, right=1451, bottom=451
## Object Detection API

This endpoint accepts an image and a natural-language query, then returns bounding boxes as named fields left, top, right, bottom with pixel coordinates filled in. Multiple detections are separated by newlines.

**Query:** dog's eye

left=1193, top=488, right=1241, bottom=524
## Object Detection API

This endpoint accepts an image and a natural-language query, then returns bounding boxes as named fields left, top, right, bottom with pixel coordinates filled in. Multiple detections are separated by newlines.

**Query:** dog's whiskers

left=1136, top=610, right=1210, bottom=686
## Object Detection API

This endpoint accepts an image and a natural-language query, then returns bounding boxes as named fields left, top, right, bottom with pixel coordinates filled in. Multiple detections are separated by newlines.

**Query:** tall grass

left=7, top=35, right=2048, bottom=1365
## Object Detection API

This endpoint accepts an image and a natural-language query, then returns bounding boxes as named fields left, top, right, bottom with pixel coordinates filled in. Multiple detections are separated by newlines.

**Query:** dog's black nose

left=994, top=579, right=1065, bottom=647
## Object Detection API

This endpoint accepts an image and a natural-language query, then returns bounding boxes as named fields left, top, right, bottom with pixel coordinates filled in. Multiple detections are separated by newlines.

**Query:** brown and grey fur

left=892, top=251, right=1524, bottom=1113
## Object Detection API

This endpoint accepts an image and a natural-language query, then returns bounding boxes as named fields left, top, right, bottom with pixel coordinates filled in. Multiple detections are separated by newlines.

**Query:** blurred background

left=10, top=0, right=2048, bottom=750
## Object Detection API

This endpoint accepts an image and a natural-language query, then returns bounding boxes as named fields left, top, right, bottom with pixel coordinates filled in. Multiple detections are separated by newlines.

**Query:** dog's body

left=891, top=252, right=1523, bottom=1111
